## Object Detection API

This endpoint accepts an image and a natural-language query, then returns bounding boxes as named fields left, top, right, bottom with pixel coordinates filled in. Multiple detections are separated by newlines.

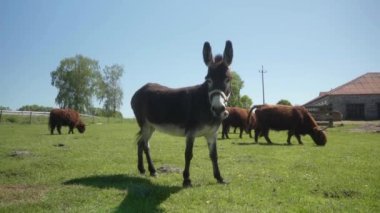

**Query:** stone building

left=304, top=72, right=380, bottom=120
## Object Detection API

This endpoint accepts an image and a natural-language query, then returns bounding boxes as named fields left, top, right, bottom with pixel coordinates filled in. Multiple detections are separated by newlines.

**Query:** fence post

left=29, top=111, right=32, bottom=124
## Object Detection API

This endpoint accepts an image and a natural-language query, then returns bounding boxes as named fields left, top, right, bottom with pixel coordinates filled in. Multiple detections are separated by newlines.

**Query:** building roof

left=305, top=72, right=380, bottom=105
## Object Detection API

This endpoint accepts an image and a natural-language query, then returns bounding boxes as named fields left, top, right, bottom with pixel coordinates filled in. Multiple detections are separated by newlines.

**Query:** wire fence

left=0, top=110, right=124, bottom=124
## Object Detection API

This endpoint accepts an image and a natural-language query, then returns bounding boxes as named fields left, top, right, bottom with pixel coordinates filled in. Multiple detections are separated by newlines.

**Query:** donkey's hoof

left=217, top=179, right=228, bottom=185
left=150, top=172, right=158, bottom=177
left=183, top=179, right=192, bottom=188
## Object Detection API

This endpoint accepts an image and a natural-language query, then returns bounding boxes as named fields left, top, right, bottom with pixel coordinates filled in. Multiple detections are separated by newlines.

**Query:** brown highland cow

left=49, top=108, right=85, bottom=134
left=221, top=107, right=256, bottom=139
left=248, top=104, right=327, bottom=146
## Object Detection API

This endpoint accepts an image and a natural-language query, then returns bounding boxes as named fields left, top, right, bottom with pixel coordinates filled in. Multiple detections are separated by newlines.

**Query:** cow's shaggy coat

left=248, top=104, right=327, bottom=146
left=222, top=107, right=256, bottom=139
left=49, top=108, right=85, bottom=134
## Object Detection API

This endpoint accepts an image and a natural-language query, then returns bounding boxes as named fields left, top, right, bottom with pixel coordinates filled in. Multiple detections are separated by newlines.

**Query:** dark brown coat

left=49, top=108, right=85, bottom=134
left=221, top=107, right=256, bottom=139
left=248, top=105, right=327, bottom=146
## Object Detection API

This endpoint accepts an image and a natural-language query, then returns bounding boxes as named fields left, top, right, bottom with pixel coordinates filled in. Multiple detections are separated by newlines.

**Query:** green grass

left=0, top=120, right=379, bottom=212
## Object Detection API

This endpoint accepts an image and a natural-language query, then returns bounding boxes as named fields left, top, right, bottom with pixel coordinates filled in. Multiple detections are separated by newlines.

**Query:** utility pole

left=259, top=65, right=267, bottom=104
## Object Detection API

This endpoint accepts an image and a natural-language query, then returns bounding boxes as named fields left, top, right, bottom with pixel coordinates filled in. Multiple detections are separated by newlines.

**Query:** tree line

left=50, top=55, right=124, bottom=117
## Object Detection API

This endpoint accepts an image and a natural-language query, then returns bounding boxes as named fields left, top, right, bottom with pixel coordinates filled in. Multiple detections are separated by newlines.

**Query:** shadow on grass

left=63, top=174, right=182, bottom=212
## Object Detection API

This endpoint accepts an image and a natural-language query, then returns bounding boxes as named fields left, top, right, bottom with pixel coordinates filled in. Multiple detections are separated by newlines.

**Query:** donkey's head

left=203, top=40, right=233, bottom=119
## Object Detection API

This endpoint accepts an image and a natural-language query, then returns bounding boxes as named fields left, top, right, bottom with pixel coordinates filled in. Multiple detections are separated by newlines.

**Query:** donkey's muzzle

left=211, top=106, right=229, bottom=119
left=209, top=89, right=230, bottom=120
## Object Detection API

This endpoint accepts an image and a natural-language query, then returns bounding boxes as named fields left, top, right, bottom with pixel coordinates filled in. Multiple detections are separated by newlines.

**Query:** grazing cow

left=248, top=104, right=327, bottom=146
left=49, top=108, right=85, bottom=135
left=131, top=41, right=233, bottom=187
left=221, top=107, right=256, bottom=139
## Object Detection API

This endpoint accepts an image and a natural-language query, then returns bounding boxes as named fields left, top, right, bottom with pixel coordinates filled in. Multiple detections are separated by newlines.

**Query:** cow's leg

left=221, top=124, right=227, bottom=139
left=225, top=125, right=230, bottom=139
left=295, top=134, right=303, bottom=145
left=50, top=125, right=55, bottom=135
left=263, top=128, right=273, bottom=144
left=183, top=136, right=194, bottom=187
left=68, top=125, right=74, bottom=134
left=287, top=131, right=293, bottom=145
left=57, top=125, right=62, bottom=134
left=137, top=125, right=155, bottom=176
left=206, top=133, right=225, bottom=184
left=254, top=129, right=260, bottom=143
left=239, top=127, right=243, bottom=138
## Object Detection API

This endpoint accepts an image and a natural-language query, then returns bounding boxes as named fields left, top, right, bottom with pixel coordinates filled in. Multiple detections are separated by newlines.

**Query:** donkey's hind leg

left=137, top=125, right=156, bottom=176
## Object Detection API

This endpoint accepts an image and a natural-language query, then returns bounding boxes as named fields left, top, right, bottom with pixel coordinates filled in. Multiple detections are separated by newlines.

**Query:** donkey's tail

left=135, top=130, right=143, bottom=143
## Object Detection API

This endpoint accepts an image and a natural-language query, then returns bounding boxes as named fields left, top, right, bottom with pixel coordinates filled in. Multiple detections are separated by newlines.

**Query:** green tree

left=228, top=71, right=244, bottom=107
left=96, top=64, right=124, bottom=117
left=0, top=106, right=11, bottom=110
left=51, top=55, right=101, bottom=113
left=277, top=99, right=292, bottom=106
left=18, top=105, right=52, bottom=112
left=89, top=107, right=123, bottom=118
left=240, top=95, right=253, bottom=109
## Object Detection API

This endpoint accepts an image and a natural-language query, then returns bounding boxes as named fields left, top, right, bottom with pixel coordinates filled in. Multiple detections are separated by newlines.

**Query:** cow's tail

left=247, top=105, right=262, bottom=127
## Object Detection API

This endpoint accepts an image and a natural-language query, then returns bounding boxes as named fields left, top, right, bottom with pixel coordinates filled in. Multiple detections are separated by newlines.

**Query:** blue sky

left=1, top=0, right=379, bottom=118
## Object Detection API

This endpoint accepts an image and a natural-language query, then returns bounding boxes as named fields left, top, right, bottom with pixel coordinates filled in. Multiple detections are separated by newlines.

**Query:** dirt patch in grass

left=323, top=190, right=360, bottom=199
left=157, top=165, right=182, bottom=174
left=0, top=185, right=48, bottom=205
left=9, top=150, right=32, bottom=157
left=311, top=185, right=361, bottom=199
left=349, top=122, right=380, bottom=133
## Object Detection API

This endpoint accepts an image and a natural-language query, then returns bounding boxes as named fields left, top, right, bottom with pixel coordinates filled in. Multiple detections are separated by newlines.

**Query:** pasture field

left=0, top=120, right=379, bottom=212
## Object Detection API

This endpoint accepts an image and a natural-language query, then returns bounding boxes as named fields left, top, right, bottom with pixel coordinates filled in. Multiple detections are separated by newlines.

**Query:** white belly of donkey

left=150, top=122, right=219, bottom=138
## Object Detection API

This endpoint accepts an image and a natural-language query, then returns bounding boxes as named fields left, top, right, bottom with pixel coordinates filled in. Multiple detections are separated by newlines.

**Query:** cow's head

left=311, top=127, right=327, bottom=146
left=76, top=121, right=86, bottom=133
left=203, top=40, right=233, bottom=119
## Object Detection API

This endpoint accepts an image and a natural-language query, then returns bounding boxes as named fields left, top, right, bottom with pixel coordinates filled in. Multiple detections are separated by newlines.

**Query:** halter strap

left=208, top=89, right=230, bottom=104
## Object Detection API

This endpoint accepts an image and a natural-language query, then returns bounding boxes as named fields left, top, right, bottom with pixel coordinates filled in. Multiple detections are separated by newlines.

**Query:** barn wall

left=305, top=94, right=380, bottom=120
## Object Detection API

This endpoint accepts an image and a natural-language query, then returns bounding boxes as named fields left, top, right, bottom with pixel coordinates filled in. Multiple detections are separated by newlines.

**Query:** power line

left=259, top=65, right=267, bottom=104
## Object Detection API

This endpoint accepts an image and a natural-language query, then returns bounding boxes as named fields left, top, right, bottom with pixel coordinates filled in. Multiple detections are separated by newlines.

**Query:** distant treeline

left=0, top=105, right=123, bottom=118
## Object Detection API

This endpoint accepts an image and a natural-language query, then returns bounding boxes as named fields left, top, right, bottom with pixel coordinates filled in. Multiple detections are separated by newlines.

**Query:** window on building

left=346, top=104, right=365, bottom=120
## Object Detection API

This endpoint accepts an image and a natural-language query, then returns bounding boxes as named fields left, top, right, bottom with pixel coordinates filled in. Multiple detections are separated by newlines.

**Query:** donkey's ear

left=223, top=40, right=233, bottom=66
left=203, top=41, right=213, bottom=66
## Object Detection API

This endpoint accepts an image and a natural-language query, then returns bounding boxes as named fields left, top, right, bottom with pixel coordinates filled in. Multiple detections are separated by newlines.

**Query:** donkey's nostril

left=212, top=106, right=225, bottom=115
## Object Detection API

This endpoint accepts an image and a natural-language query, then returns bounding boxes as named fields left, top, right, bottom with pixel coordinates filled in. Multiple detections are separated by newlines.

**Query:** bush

left=6, top=117, right=17, bottom=123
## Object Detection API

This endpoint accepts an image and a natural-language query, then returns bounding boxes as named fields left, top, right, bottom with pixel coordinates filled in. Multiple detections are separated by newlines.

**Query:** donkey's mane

left=214, top=54, right=223, bottom=63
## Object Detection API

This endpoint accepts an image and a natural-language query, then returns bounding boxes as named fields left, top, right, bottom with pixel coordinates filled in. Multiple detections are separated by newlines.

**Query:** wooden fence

left=304, top=104, right=343, bottom=127
left=0, top=110, right=98, bottom=124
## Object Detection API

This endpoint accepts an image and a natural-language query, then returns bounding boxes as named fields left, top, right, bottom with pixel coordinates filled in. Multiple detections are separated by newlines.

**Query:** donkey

left=131, top=41, right=233, bottom=187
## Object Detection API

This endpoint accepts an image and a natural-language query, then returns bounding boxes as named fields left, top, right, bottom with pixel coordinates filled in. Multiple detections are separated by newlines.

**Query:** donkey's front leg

left=183, top=136, right=194, bottom=187
left=206, top=134, right=225, bottom=184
